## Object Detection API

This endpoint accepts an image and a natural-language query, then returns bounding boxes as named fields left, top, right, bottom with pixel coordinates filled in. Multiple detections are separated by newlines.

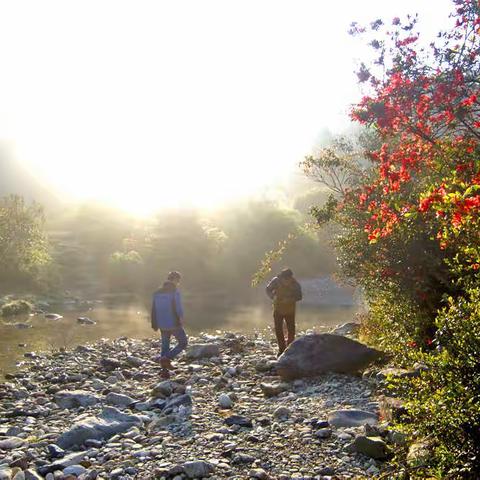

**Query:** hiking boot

left=160, top=368, right=171, bottom=379
left=160, top=357, right=174, bottom=370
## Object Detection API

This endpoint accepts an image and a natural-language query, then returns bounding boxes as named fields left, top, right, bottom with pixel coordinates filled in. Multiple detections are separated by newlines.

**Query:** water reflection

left=0, top=301, right=356, bottom=377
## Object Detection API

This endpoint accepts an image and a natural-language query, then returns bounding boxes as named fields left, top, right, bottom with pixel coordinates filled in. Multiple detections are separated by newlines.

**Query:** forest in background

left=0, top=157, right=337, bottom=304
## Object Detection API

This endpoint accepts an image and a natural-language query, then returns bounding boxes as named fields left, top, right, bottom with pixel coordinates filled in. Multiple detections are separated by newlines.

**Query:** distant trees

left=0, top=195, right=51, bottom=288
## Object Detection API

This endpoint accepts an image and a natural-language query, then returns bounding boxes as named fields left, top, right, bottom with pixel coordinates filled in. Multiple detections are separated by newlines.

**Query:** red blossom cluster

left=349, top=0, right=480, bottom=248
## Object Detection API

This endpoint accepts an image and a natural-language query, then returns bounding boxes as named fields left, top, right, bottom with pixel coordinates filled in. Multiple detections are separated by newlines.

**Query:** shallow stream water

left=0, top=300, right=357, bottom=377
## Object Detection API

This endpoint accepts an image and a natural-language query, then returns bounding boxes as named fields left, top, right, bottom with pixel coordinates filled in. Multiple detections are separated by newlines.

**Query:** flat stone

left=126, top=356, right=143, bottom=367
left=105, top=392, right=135, bottom=407
left=182, top=461, right=214, bottom=478
left=328, top=409, right=378, bottom=428
left=260, top=382, right=289, bottom=398
left=54, top=391, right=99, bottom=409
left=56, top=407, right=144, bottom=449
left=37, top=451, right=94, bottom=476
left=100, top=358, right=122, bottom=370
left=225, top=415, right=253, bottom=428
left=330, top=322, right=360, bottom=336
left=63, top=465, right=87, bottom=476
left=185, top=344, right=220, bottom=360
left=0, top=437, right=25, bottom=450
left=165, top=394, right=192, bottom=410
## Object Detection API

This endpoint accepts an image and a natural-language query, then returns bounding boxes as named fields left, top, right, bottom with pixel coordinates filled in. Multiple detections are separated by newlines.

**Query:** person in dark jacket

left=266, top=268, right=302, bottom=356
left=151, top=271, right=188, bottom=370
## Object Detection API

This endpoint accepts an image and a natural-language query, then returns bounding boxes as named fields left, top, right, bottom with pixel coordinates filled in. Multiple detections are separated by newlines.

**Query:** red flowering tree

left=305, top=1, right=480, bottom=475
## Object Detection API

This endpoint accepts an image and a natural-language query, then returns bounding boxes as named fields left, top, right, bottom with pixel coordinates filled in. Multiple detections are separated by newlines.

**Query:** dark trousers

left=161, top=327, right=188, bottom=359
left=273, top=311, right=295, bottom=353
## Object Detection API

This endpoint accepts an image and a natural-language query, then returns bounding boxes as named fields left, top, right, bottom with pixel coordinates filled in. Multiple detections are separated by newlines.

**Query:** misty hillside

left=0, top=145, right=59, bottom=207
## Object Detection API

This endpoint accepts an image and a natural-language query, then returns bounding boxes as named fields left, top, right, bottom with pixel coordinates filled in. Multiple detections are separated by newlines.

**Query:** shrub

left=1, top=299, right=33, bottom=316
left=305, top=1, right=480, bottom=476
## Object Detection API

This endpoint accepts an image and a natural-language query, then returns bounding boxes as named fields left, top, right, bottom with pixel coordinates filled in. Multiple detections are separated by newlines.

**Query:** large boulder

left=56, top=406, right=144, bottom=449
left=276, top=334, right=383, bottom=380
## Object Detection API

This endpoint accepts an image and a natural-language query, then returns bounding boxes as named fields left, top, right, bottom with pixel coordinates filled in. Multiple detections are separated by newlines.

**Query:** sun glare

left=0, top=0, right=453, bottom=214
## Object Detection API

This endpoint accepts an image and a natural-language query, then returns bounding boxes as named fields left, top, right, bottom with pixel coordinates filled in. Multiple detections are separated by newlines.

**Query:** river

left=0, top=298, right=357, bottom=377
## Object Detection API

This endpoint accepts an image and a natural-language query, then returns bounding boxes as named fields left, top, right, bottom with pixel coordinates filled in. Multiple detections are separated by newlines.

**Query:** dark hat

left=279, top=268, right=293, bottom=279
left=167, top=271, right=182, bottom=281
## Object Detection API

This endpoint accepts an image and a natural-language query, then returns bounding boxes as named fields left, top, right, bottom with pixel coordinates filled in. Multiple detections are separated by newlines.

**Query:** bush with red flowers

left=306, top=1, right=480, bottom=476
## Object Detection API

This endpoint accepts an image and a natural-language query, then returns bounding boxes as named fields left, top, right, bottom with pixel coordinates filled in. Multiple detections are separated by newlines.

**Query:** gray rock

left=233, top=453, right=255, bottom=464
left=56, top=407, right=143, bottom=449
left=23, top=471, right=43, bottom=480
left=349, top=435, right=389, bottom=459
left=249, top=468, right=268, bottom=479
left=218, top=393, right=233, bottom=409
left=315, top=428, right=332, bottom=439
left=260, top=382, right=289, bottom=398
left=5, top=427, right=22, bottom=436
left=151, top=381, right=173, bottom=398
left=185, top=344, right=220, bottom=360
left=47, top=443, right=65, bottom=458
left=12, top=323, right=32, bottom=329
left=0, top=468, right=12, bottom=480
left=105, top=392, right=135, bottom=407
left=276, top=334, right=383, bottom=380
left=165, top=394, right=192, bottom=410
left=44, top=313, right=63, bottom=320
left=0, top=437, right=25, bottom=449
left=110, top=468, right=124, bottom=478
left=37, top=451, right=94, bottom=476
left=63, top=465, right=87, bottom=476
left=330, top=322, right=360, bottom=336
left=77, top=317, right=96, bottom=325
left=328, top=409, right=378, bottom=428
left=182, top=460, right=214, bottom=478
left=273, top=406, right=291, bottom=420
left=100, top=357, right=122, bottom=370
left=54, top=390, right=99, bottom=409
left=225, top=415, right=253, bottom=428
left=126, top=356, right=143, bottom=367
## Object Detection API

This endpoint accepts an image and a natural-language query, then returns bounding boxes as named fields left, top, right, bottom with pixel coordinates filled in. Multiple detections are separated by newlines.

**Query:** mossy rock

left=1, top=300, right=33, bottom=316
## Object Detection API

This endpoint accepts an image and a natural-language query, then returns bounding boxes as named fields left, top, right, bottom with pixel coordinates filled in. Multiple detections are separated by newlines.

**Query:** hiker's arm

left=266, top=277, right=278, bottom=299
left=175, top=291, right=185, bottom=325
left=151, top=300, right=158, bottom=331
left=294, top=281, right=303, bottom=302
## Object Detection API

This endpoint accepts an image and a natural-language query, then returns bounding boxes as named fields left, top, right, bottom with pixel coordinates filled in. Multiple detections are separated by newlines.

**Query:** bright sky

left=0, top=0, right=453, bottom=214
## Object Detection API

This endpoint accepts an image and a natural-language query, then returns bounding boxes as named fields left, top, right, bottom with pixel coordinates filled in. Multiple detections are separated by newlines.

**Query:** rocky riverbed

left=0, top=331, right=395, bottom=480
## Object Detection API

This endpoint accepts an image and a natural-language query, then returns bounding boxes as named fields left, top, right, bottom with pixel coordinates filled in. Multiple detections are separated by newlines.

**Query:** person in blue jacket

left=151, top=271, right=188, bottom=370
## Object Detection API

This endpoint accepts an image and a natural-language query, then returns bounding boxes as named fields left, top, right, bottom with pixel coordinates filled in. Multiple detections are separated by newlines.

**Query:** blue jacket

left=151, top=281, right=184, bottom=331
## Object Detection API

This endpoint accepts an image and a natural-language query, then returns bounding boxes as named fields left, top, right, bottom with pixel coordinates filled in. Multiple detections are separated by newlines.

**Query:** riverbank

left=0, top=331, right=393, bottom=480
